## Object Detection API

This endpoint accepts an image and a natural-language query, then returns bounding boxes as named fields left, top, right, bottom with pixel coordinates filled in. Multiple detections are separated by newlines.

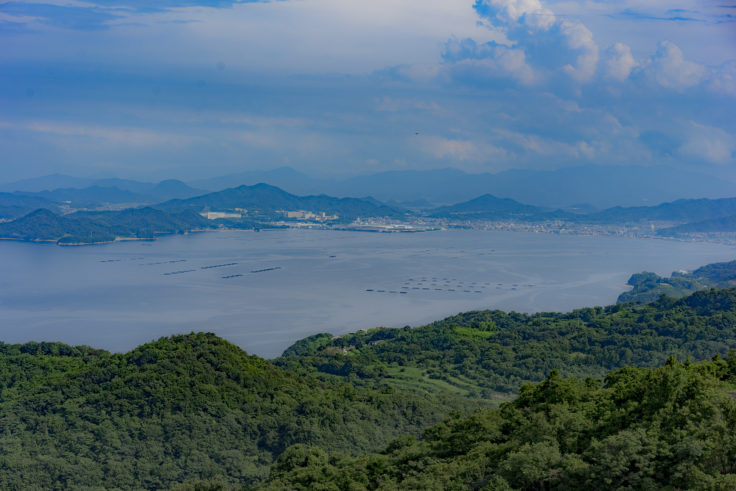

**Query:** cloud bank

left=0, top=0, right=734, bottom=181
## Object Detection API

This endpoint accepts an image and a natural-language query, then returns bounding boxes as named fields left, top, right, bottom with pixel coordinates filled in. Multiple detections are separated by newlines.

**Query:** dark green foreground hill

left=264, top=355, right=736, bottom=490
left=4, top=288, right=736, bottom=488
left=0, top=334, right=458, bottom=489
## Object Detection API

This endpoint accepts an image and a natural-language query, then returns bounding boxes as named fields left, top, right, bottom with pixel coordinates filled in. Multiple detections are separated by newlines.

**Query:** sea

left=1, top=229, right=734, bottom=358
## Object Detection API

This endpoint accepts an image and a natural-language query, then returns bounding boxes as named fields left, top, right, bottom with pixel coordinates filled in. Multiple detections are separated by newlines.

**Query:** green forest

left=618, top=259, right=736, bottom=304
left=278, top=288, right=736, bottom=399
left=3, top=288, right=736, bottom=488
left=0, top=207, right=212, bottom=244
left=264, top=355, right=736, bottom=490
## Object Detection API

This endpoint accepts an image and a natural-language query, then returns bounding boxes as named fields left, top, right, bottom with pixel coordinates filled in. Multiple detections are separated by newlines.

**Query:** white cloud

left=707, top=61, right=736, bottom=97
left=678, top=122, right=734, bottom=165
left=1, top=120, right=193, bottom=146
left=442, top=38, right=537, bottom=85
left=483, top=0, right=556, bottom=29
left=492, top=128, right=592, bottom=159
left=603, top=42, right=637, bottom=81
left=0, top=13, right=42, bottom=23
left=559, top=20, right=598, bottom=82
left=420, top=135, right=508, bottom=162
left=472, top=0, right=599, bottom=84
left=643, top=41, right=704, bottom=90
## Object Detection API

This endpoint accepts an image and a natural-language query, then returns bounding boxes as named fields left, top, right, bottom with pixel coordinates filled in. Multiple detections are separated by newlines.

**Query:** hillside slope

left=264, top=355, right=736, bottom=489
left=618, top=259, right=736, bottom=304
left=0, top=207, right=211, bottom=244
left=0, top=333, right=461, bottom=489
left=278, top=288, right=736, bottom=398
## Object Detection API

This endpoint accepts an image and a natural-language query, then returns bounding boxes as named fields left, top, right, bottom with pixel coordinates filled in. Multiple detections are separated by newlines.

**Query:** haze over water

left=1, top=229, right=734, bottom=358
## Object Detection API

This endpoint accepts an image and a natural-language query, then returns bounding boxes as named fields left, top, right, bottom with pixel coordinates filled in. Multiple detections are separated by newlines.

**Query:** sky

left=1, top=0, right=735, bottom=182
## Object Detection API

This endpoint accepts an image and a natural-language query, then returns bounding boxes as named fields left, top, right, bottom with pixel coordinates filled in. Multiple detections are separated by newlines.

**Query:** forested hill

left=263, top=355, right=736, bottom=490
left=0, top=333, right=462, bottom=489
left=156, top=182, right=405, bottom=221
left=277, top=288, right=736, bottom=398
left=0, top=207, right=211, bottom=244
left=618, top=259, right=736, bottom=304
left=4, top=289, right=736, bottom=488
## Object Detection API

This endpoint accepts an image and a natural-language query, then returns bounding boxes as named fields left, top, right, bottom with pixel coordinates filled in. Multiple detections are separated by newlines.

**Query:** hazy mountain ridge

left=7, top=165, right=735, bottom=210
left=427, top=193, right=736, bottom=231
left=427, top=194, right=566, bottom=221
left=0, top=177, right=204, bottom=208
left=0, top=192, right=60, bottom=220
left=586, top=197, right=736, bottom=224
left=658, top=214, right=736, bottom=236
left=18, top=186, right=146, bottom=208
left=191, top=165, right=736, bottom=209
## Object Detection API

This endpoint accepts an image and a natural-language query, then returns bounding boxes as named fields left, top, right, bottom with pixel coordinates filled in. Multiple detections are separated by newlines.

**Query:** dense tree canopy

left=0, top=333, right=461, bottom=488
left=264, top=355, right=736, bottom=490
left=3, top=289, right=736, bottom=488
left=278, top=288, right=736, bottom=399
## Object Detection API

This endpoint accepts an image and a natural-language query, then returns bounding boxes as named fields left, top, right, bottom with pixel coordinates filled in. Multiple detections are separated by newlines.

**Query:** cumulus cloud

left=462, top=0, right=599, bottom=84
left=492, top=128, right=593, bottom=159
left=603, top=43, right=637, bottom=81
left=707, top=61, right=736, bottom=97
left=442, top=37, right=536, bottom=85
left=678, top=122, right=734, bottom=165
left=559, top=20, right=598, bottom=82
left=476, top=0, right=556, bottom=29
left=643, top=41, right=704, bottom=90
left=2, top=0, right=735, bottom=180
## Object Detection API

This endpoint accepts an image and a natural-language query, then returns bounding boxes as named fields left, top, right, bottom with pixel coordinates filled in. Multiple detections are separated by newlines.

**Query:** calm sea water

left=1, top=229, right=734, bottom=358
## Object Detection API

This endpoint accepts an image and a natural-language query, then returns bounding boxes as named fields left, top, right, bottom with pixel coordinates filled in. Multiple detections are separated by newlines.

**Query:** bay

left=0, top=229, right=734, bottom=358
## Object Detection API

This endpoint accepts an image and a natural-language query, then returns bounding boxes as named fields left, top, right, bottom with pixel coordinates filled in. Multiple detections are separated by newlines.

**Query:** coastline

left=1, top=220, right=735, bottom=247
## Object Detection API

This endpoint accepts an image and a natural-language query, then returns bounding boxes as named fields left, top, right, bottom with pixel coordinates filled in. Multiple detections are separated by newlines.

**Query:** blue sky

left=1, top=0, right=735, bottom=181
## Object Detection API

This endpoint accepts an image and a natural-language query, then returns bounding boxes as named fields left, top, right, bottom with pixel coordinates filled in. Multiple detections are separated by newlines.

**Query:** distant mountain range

left=0, top=192, right=60, bottom=220
left=6, top=165, right=734, bottom=210
left=187, top=165, right=736, bottom=209
left=425, top=194, right=736, bottom=231
left=0, top=177, right=204, bottom=207
left=3, top=179, right=736, bottom=244
left=658, top=215, right=736, bottom=236
left=586, top=198, right=736, bottom=224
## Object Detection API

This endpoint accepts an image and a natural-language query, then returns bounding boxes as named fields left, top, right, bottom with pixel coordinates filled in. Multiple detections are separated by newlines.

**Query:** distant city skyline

left=1, top=0, right=735, bottom=182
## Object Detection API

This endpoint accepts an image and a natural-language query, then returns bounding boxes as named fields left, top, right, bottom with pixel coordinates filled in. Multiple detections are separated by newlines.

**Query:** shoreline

left=0, top=221, right=735, bottom=247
